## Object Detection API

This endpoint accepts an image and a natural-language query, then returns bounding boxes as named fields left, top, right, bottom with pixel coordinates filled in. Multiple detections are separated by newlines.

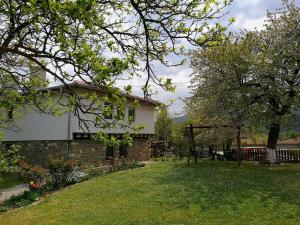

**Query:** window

left=119, top=143, right=128, bottom=158
left=103, top=102, right=113, bottom=119
left=106, top=145, right=114, bottom=159
left=128, top=107, right=135, bottom=122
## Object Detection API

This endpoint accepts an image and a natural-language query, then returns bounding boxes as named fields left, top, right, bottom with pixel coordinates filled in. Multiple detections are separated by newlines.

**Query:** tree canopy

left=0, top=0, right=233, bottom=134
left=154, top=107, right=173, bottom=147
left=188, top=0, right=300, bottom=149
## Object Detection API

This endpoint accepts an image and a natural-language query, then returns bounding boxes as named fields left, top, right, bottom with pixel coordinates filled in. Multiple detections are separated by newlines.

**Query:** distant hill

left=172, top=115, right=188, bottom=124
left=171, top=112, right=300, bottom=129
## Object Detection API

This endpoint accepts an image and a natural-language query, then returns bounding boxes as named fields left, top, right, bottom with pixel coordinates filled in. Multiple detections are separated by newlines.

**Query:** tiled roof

left=47, top=80, right=161, bottom=106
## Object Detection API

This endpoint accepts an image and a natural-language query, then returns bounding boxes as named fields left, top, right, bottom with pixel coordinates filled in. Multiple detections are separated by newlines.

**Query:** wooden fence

left=275, top=149, right=300, bottom=162
left=241, top=148, right=266, bottom=161
left=241, top=148, right=300, bottom=163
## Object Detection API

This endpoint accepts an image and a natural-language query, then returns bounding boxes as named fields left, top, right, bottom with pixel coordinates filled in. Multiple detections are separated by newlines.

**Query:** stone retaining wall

left=0, top=140, right=68, bottom=166
left=0, top=137, right=152, bottom=167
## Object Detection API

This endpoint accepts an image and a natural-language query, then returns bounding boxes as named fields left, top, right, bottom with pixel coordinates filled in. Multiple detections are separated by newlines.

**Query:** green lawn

left=0, top=161, right=299, bottom=225
left=0, top=173, right=22, bottom=190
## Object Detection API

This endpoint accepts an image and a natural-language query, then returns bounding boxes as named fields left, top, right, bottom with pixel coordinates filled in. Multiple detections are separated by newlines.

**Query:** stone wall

left=128, top=137, right=152, bottom=162
left=0, top=137, right=152, bottom=167
left=69, top=140, right=108, bottom=167
left=0, top=140, right=68, bottom=166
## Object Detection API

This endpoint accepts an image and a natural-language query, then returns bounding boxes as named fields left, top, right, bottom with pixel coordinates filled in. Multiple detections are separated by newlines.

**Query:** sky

left=115, top=0, right=300, bottom=117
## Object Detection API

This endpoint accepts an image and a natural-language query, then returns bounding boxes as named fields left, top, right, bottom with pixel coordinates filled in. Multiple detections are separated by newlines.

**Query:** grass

left=0, top=161, right=299, bottom=225
left=0, top=172, right=22, bottom=190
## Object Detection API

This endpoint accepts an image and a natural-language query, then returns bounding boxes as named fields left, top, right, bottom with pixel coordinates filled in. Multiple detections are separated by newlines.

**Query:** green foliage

left=0, top=145, right=21, bottom=173
left=0, top=0, right=231, bottom=134
left=0, top=172, right=22, bottom=189
left=48, top=157, right=80, bottom=189
left=154, top=108, right=173, bottom=148
left=172, top=123, right=190, bottom=157
left=188, top=1, right=300, bottom=148
left=87, top=162, right=145, bottom=179
left=113, top=161, right=145, bottom=172
left=19, top=161, right=50, bottom=185
left=94, top=132, right=133, bottom=148
left=1, top=191, right=39, bottom=211
left=279, top=131, right=300, bottom=141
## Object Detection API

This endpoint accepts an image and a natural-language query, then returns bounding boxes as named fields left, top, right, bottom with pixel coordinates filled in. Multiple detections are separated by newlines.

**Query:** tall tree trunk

left=267, top=123, right=280, bottom=149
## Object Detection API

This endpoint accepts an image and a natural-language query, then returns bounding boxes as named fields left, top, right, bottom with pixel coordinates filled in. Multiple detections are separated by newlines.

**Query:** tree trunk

left=267, top=123, right=280, bottom=149
left=266, top=123, right=280, bottom=164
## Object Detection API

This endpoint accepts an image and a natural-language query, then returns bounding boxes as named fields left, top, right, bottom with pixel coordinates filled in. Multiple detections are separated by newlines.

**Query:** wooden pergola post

left=237, top=126, right=242, bottom=165
left=188, top=124, right=195, bottom=165
left=186, top=124, right=243, bottom=165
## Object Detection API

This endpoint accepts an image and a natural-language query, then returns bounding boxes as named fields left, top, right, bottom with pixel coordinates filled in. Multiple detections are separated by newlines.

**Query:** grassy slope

left=0, top=161, right=300, bottom=225
left=0, top=173, right=22, bottom=190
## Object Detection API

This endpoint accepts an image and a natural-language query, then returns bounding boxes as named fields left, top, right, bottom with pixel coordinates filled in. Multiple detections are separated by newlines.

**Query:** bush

left=66, top=171, right=88, bottom=184
left=2, top=191, right=39, bottom=209
left=87, top=168, right=105, bottom=178
left=118, top=161, right=145, bottom=171
left=87, top=161, right=145, bottom=179
left=0, top=206, right=8, bottom=212
left=48, top=157, right=80, bottom=189
left=0, top=144, right=21, bottom=173
left=19, top=161, right=50, bottom=185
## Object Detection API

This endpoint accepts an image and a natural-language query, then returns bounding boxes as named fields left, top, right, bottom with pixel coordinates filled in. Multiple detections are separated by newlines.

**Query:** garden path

left=0, top=184, right=29, bottom=203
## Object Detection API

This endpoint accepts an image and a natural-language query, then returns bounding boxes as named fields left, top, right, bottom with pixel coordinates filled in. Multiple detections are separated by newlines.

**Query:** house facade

left=0, top=81, right=158, bottom=167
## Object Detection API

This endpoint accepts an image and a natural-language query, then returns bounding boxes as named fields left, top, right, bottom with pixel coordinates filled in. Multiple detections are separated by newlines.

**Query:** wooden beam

left=186, top=124, right=242, bottom=129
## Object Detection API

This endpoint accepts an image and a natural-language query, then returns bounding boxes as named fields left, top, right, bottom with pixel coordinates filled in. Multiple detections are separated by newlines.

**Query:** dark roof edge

left=48, top=81, right=161, bottom=107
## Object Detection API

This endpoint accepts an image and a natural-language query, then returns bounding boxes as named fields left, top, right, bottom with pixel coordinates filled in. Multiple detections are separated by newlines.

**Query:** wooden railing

left=276, top=149, right=300, bottom=162
left=241, top=148, right=266, bottom=161
left=240, top=147, right=300, bottom=163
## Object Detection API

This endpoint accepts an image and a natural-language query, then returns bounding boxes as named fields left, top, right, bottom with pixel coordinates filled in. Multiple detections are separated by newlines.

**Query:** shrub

left=0, top=206, right=8, bottom=212
left=48, top=157, right=80, bottom=189
left=87, top=168, right=104, bottom=178
left=118, top=161, right=145, bottom=170
left=3, top=191, right=39, bottom=209
left=19, top=161, right=50, bottom=185
left=0, top=144, right=21, bottom=173
left=66, top=171, right=88, bottom=184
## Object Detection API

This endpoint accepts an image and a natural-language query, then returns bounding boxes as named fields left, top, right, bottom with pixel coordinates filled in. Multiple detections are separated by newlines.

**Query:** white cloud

left=241, top=16, right=267, bottom=31
left=234, top=15, right=267, bottom=31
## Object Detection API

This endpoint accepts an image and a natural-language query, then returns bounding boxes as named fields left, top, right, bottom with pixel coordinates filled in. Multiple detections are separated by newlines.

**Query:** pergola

left=186, top=124, right=242, bottom=164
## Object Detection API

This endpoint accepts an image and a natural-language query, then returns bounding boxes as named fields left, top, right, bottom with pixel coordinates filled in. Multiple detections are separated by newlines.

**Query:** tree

left=0, top=144, right=21, bottom=172
left=188, top=0, right=300, bottom=152
left=258, top=0, right=300, bottom=149
left=0, top=0, right=233, bottom=134
left=154, top=108, right=173, bottom=148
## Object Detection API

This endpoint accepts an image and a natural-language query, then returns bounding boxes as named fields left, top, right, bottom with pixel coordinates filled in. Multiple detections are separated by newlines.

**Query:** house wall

left=1, top=89, right=156, bottom=142
left=71, top=102, right=155, bottom=135
left=2, top=113, right=70, bottom=141
left=0, top=87, right=156, bottom=167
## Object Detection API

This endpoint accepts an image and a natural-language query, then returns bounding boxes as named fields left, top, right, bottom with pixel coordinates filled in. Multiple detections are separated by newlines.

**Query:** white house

left=0, top=81, right=159, bottom=167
